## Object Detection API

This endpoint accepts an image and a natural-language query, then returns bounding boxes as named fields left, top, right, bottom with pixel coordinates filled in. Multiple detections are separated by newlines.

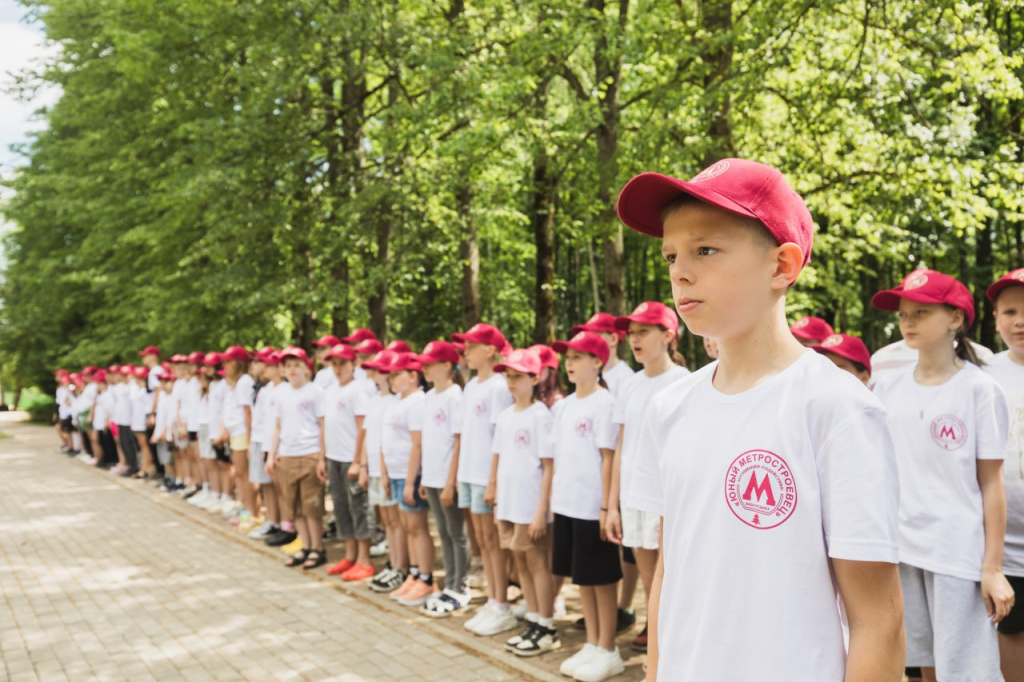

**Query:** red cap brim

left=617, top=172, right=760, bottom=238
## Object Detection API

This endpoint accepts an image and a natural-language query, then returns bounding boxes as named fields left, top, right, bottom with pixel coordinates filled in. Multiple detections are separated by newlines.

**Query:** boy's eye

left=697, top=246, right=718, bottom=256
left=662, top=252, right=676, bottom=265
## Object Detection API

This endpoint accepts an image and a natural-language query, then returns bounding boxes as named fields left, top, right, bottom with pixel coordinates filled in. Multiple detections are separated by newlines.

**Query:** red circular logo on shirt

left=575, top=418, right=593, bottom=438
left=724, top=449, right=798, bottom=530
left=930, top=415, right=967, bottom=450
left=514, top=429, right=531, bottom=448
left=433, top=410, right=447, bottom=425
left=474, top=400, right=487, bottom=417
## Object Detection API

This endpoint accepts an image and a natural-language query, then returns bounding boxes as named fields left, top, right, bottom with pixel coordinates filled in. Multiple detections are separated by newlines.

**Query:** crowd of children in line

left=49, top=158, right=1024, bottom=682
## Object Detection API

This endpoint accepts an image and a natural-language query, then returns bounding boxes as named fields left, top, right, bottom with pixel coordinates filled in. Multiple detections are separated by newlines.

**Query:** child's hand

left=264, top=456, right=275, bottom=478
left=528, top=514, right=547, bottom=541
left=316, top=459, right=327, bottom=482
left=403, top=485, right=415, bottom=507
left=598, top=510, right=608, bottom=542
left=981, top=568, right=1015, bottom=623
left=381, top=472, right=391, bottom=498
left=483, top=481, right=496, bottom=507
left=347, top=462, right=360, bottom=480
left=358, top=467, right=369, bottom=490
left=440, top=483, right=455, bottom=507
left=418, top=485, right=428, bottom=501
left=604, top=507, right=623, bottom=545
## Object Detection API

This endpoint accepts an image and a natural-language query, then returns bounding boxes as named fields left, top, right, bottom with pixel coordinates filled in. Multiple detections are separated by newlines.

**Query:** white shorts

left=249, top=441, right=272, bottom=485
left=621, top=505, right=660, bottom=551
left=197, top=424, right=215, bottom=460
left=368, top=476, right=397, bottom=508
left=899, top=564, right=1002, bottom=681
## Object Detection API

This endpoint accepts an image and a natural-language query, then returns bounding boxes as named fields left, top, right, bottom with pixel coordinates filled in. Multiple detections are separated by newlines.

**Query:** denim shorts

left=389, top=477, right=429, bottom=513
left=457, top=481, right=493, bottom=515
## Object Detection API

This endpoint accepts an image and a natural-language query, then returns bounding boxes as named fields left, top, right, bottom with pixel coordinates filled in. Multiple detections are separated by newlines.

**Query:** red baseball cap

left=418, top=341, right=460, bottom=366
left=327, top=344, right=356, bottom=362
left=388, top=352, right=423, bottom=373
left=615, top=301, right=679, bottom=335
left=54, top=368, right=68, bottom=376
left=313, top=334, right=342, bottom=348
left=202, top=352, right=221, bottom=366
left=262, top=351, right=282, bottom=366
left=362, top=350, right=397, bottom=372
left=353, top=339, right=384, bottom=355
left=279, top=346, right=313, bottom=372
left=495, top=348, right=542, bottom=375
left=133, top=366, right=149, bottom=378
left=572, top=312, right=624, bottom=338
left=82, top=366, right=97, bottom=376
left=137, top=346, right=161, bottom=357
left=871, top=269, right=975, bottom=327
left=168, top=354, right=188, bottom=363
left=186, top=351, right=205, bottom=364
left=552, top=331, right=611, bottom=365
left=385, top=340, right=412, bottom=353
left=107, top=364, right=121, bottom=374
left=616, top=158, right=815, bottom=265
left=987, top=268, right=1024, bottom=304
left=220, top=346, right=252, bottom=363
left=92, top=370, right=108, bottom=383
left=451, top=323, right=507, bottom=350
left=527, top=344, right=560, bottom=370
left=342, top=328, right=378, bottom=345
left=790, top=316, right=834, bottom=343
left=812, top=334, right=872, bottom=372
left=119, top=364, right=134, bottom=375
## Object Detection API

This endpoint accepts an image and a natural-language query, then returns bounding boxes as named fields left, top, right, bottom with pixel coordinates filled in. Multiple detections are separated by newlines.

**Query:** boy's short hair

left=616, top=158, right=815, bottom=265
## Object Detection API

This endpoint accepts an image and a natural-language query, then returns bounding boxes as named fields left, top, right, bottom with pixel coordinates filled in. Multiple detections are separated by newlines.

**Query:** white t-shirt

left=131, top=385, right=154, bottom=432
left=147, top=370, right=161, bottom=393
left=638, top=351, right=899, bottom=682
left=613, top=364, right=690, bottom=513
left=364, top=393, right=396, bottom=477
left=154, top=389, right=172, bottom=440
left=185, top=376, right=202, bottom=431
left=161, top=389, right=178, bottom=437
left=92, top=390, right=113, bottom=430
left=222, top=374, right=255, bottom=438
left=870, top=339, right=994, bottom=388
left=456, top=373, right=514, bottom=486
left=984, top=351, right=1024, bottom=577
left=314, top=367, right=338, bottom=390
left=113, top=383, right=133, bottom=426
left=202, top=379, right=226, bottom=431
left=382, top=391, right=426, bottom=479
left=603, top=360, right=634, bottom=397
left=876, top=363, right=1007, bottom=581
left=493, top=402, right=554, bottom=524
left=550, top=390, right=618, bottom=521
left=73, top=383, right=97, bottom=418
left=250, top=383, right=268, bottom=446
left=324, top=379, right=371, bottom=462
left=420, top=385, right=463, bottom=489
left=171, top=379, right=186, bottom=429
left=274, top=382, right=324, bottom=457
left=56, top=386, right=70, bottom=418
left=253, top=381, right=283, bottom=446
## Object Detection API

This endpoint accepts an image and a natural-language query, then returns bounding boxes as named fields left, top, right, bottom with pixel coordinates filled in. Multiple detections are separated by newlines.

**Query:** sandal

left=302, top=548, right=327, bottom=570
left=285, top=548, right=311, bottom=568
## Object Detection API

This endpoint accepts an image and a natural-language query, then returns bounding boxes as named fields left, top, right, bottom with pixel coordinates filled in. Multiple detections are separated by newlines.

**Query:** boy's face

left=464, top=342, right=492, bottom=370
left=821, top=351, right=870, bottom=386
left=282, top=358, right=305, bottom=381
left=330, top=358, right=354, bottom=382
left=995, top=286, right=1024, bottom=355
left=503, top=369, right=538, bottom=399
left=661, top=203, right=784, bottom=340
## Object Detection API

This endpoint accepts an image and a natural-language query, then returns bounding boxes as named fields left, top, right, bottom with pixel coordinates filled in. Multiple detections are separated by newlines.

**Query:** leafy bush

left=22, top=395, right=57, bottom=423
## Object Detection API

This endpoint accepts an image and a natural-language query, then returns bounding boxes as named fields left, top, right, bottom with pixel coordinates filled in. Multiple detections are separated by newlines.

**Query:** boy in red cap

left=811, top=333, right=872, bottom=385
left=571, top=313, right=634, bottom=395
left=790, top=316, right=835, bottom=346
left=617, top=158, right=904, bottom=681
left=312, top=335, right=342, bottom=389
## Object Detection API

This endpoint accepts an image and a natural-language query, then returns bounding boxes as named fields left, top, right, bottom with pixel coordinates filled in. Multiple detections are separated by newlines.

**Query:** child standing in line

left=528, top=344, right=566, bottom=407
left=985, top=269, right=1024, bottom=682
left=604, top=301, right=690, bottom=656
left=417, top=341, right=470, bottom=617
left=251, top=351, right=288, bottom=542
left=150, top=370, right=175, bottom=476
left=131, top=367, right=156, bottom=478
left=452, top=323, right=517, bottom=636
left=789, top=316, right=834, bottom=346
left=872, top=269, right=1014, bottom=682
left=810, top=333, right=873, bottom=386
left=312, top=334, right=342, bottom=389
left=486, top=349, right=559, bottom=656
left=571, top=314, right=634, bottom=396
left=266, top=347, right=327, bottom=570
left=549, top=332, right=622, bottom=681
left=87, top=371, right=111, bottom=466
left=220, top=346, right=256, bottom=521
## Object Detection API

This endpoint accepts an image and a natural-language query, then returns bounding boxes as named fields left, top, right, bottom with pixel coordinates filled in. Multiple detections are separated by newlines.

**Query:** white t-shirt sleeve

left=537, top=408, right=555, bottom=459
left=596, top=396, right=618, bottom=450
left=976, top=378, right=1008, bottom=460
left=314, top=386, right=326, bottom=420
left=815, top=407, right=900, bottom=563
left=489, top=381, right=513, bottom=425
left=237, top=375, right=255, bottom=409
left=408, top=397, right=425, bottom=432
left=636, top=408, right=665, bottom=515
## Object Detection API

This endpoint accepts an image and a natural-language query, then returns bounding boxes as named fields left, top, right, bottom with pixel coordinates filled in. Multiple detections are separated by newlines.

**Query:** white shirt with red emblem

left=613, top=364, right=690, bottom=513
left=550, top=389, right=618, bottom=521
left=364, top=393, right=395, bottom=478
left=984, top=352, right=1024, bottom=577
left=381, top=390, right=425, bottom=479
left=420, top=385, right=464, bottom=489
left=639, top=351, right=899, bottom=682
left=456, top=373, right=514, bottom=486
left=273, top=381, right=324, bottom=457
left=323, top=379, right=371, bottom=463
left=876, top=362, right=1007, bottom=581
left=222, top=374, right=255, bottom=438
left=492, top=402, right=554, bottom=524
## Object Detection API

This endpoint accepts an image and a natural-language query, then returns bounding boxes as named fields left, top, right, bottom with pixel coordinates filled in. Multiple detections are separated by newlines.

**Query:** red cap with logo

left=986, top=268, right=1024, bottom=304
left=327, top=344, right=356, bottom=362
left=82, top=366, right=98, bottom=376
left=54, top=368, right=69, bottom=377
left=418, top=341, right=460, bottom=366
left=262, top=351, right=282, bottom=366
left=202, top=352, right=221, bottom=367
left=279, top=346, right=313, bottom=372
left=119, top=364, right=134, bottom=375
left=107, top=364, right=121, bottom=374
left=552, top=331, right=611, bottom=365
left=790, top=316, right=834, bottom=343
left=388, top=352, right=422, bottom=373
left=451, top=341, right=466, bottom=353
left=495, top=348, right=543, bottom=375
left=385, top=340, right=412, bottom=354
left=133, top=366, right=150, bottom=378
left=69, top=372, right=82, bottom=384
left=451, top=323, right=508, bottom=350
left=614, top=301, right=679, bottom=335
left=313, top=334, right=342, bottom=348
left=616, top=158, right=815, bottom=265
left=812, top=334, right=872, bottom=372
left=342, top=328, right=379, bottom=345
left=871, top=269, right=975, bottom=327
left=137, top=346, right=161, bottom=357
left=168, top=354, right=188, bottom=363
left=362, top=350, right=398, bottom=372
left=220, top=346, right=252, bottom=363
left=527, top=344, right=560, bottom=371
left=186, top=351, right=205, bottom=364
left=572, top=312, right=625, bottom=338
left=92, top=370, right=108, bottom=383
left=353, top=339, right=384, bottom=355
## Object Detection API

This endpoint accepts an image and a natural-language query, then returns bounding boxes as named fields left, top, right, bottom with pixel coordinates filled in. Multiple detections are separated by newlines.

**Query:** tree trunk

left=531, top=147, right=557, bottom=344
left=368, top=206, right=391, bottom=340
left=294, top=311, right=318, bottom=350
left=977, top=216, right=995, bottom=349
left=700, top=0, right=736, bottom=164
left=458, top=180, right=481, bottom=328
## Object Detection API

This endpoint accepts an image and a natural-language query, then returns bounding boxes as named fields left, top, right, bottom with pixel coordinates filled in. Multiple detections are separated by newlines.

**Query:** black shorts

left=552, top=513, right=623, bottom=586
left=213, top=444, right=230, bottom=464
left=622, top=545, right=636, bottom=565
left=60, top=417, right=74, bottom=433
left=188, top=431, right=198, bottom=443
left=998, top=574, right=1024, bottom=635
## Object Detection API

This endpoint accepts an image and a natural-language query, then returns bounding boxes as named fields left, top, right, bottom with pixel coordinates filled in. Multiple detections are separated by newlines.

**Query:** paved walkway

left=0, top=416, right=535, bottom=682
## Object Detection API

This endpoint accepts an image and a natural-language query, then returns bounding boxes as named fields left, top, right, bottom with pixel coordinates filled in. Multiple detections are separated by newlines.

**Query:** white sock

left=495, top=602, right=510, bottom=613
left=539, top=617, right=554, bottom=629
left=525, top=612, right=539, bottom=623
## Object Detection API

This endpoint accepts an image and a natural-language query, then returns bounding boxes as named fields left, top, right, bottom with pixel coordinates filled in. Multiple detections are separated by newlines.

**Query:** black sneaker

left=506, top=622, right=537, bottom=651
left=264, top=529, right=298, bottom=547
left=513, top=623, right=561, bottom=657
left=322, top=519, right=337, bottom=541
left=369, top=567, right=406, bottom=593
left=617, top=607, right=637, bottom=632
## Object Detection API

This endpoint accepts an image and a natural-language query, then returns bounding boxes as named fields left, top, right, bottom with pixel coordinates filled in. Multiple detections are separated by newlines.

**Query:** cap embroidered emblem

left=1013, top=269, right=1024, bottom=283
left=904, top=271, right=929, bottom=290
left=821, top=334, right=843, bottom=348
left=469, top=324, right=482, bottom=333
left=793, top=318, right=809, bottom=328
left=572, top=332, right=585, bottom=342
left=690, top=160, right=730, bottom=183
left=424, top=343, right=436, bottom=354
left=636, top=302, right=649, bottom=313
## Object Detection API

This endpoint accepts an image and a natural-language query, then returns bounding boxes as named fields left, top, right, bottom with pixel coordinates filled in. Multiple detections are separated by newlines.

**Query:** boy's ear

left=772, top=243, right=804, bottom=289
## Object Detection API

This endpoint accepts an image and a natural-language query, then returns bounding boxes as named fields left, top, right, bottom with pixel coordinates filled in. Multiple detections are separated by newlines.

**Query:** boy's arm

left=645, top=524, right=664, bottom=682
left=316, top=416, right=326, bottom=481
left=598, top=447, right=614, bottom=541
left=977, top=459, right=1015, bottom=621
left=832, top=559, right=905, bottom=682
left=350, top=415, right=366, bottom=478
left=606, top=426, right=625, bottom=543
left=484, top=453, right=499, bottom=506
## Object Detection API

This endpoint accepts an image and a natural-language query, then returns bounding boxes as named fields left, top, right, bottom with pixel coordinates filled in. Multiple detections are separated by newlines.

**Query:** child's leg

left=119, top=428, right=138, bottom=473
left=465, top=509, right=481, bottom=559
left=594, top=582, right=619, bottom=649
left=634, top=547, right=658, bottom=603
left=346, top=475, right=372, bottom=566
left=525, top=543, right=554, bottom=620
left=384, top=506, right=408, bottom=569
left=219, top=460, right=234, bottom=497
left=619, top=550, right=638, bottom=610
left=442, top=499, right=471, bottom=593
left=135, top=433, right=153, bottom=474
left=89, top=431, right=102, bottom=463
left=474, top=511, right=507, bottom=603
left=263, top=483, right=281, bottom=524
left=425, top=488, right=454, bottom=584
left=1001, top=631, right=1024, bottom=682
left=327, top=460, right=355, bottom=560
left=512, top=550, right=537, bottom=614
left=406, top=510, right=434, bottom=581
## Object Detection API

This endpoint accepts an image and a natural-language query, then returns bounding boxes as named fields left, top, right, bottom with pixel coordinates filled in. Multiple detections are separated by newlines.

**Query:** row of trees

left=1, top=0, right=1022, bottom=391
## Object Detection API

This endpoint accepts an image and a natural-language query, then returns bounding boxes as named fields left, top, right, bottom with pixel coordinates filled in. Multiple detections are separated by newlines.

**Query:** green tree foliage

left=1, top=0, right=1022, bottom=389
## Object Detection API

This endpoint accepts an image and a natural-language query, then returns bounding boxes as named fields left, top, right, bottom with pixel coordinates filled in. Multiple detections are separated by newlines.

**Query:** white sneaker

left=369, top=539, right=388, bottom=557
left=199, top=495, right=222, bottom=511
left=463, top=602, right=494, bottom=633
left=473, top=607, right=518, bottom=636
left=220, top=499, right=239, bottom=518
left=444, top=589, right=471, bottom=607
left=572, top=647, right=624, bottom=682
left=512, top=601, right=528, bottom=620
left=188, top=489, right=209, bottom=506
left=554, top=595, right=567, bottom=619
left=248, top=521, right=276, bottom=539
left=560, top=643, right=598, bottom=678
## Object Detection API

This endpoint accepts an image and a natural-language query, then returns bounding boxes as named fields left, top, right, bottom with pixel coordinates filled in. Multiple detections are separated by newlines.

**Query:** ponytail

left=597, top=369, right=609, bottom=391
left=955, top=328, right=984, bottom=366
left=449, top=363, right=465, bottom=389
